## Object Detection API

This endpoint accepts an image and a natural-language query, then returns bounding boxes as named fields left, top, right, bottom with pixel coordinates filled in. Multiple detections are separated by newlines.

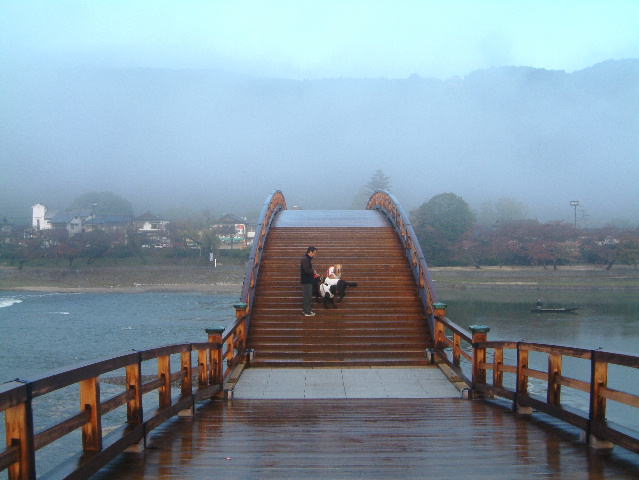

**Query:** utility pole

left=570, top=200, right=579, bottom=229
left=91, top=203, right=98, bottom=232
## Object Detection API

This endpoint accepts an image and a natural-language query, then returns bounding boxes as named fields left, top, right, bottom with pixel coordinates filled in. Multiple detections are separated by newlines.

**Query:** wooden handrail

left=0, top=445, right=19, bottom=473
left=431, top=315, right=639, bottom=453
left=101, top=389, right=135, bottom=415
left=518, top=342, right=592, bottom=359
left=436, top=316, right=472, bottom=342
left=462, top=334, right=639, bottom=454
left=240, top=190, right=287, bottom=323
left=430, top=315, right=474, bottom=385
left=28, top=352, right=139, bottom=398
left=33, top=411, right=90, bottom=451
left=367, top=190, right=438, bottom=337
left=0, top=330, right=249, bottom=480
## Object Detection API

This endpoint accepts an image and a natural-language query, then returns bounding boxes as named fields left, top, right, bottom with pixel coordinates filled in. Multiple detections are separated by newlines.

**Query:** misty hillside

left=1, top=60, right=638, bottom=223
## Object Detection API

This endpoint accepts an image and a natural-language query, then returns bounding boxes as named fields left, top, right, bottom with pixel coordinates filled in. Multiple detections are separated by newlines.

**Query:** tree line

left=3, top=180, right=638, bottom=270
left=411, top=192, right=639, bottom=269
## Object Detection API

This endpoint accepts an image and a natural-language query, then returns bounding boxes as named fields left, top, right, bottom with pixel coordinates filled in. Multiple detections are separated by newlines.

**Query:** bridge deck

left=272, top=209, right=389, bottom=227
left=233, top=366, right=460, bottom=399
left=94, top=398, right=639, bottom=479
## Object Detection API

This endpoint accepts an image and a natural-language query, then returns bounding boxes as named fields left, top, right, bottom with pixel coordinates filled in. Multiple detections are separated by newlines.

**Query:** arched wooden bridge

left=2, top=191, right=639, bottom=479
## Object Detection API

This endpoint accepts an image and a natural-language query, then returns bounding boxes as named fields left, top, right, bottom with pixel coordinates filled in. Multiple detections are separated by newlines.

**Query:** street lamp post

left=570, top=201, right=579, bottom=229
left=91, top=203, right=97, bottom=232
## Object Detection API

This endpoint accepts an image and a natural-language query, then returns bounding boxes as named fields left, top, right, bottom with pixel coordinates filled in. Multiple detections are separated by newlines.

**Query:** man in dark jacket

left=300, top=246, right=318, bottom=316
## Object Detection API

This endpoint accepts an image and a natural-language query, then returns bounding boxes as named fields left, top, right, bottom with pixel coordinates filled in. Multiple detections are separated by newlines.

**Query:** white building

left=32, top=204, right=52, bottom=231
left=134, top=212, right=170, bottom=232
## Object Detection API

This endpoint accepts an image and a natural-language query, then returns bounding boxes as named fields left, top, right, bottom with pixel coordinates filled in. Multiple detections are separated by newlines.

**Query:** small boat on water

left=531, top=306, right=579, bottom=313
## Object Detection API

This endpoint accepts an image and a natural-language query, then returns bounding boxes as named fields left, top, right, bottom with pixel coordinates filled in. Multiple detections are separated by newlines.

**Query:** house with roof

left=211, top=214, right=249, bottom=248
left=134, top=212, right=171, bottom=248
left=32, top=203, right=132, bottom=239
left=88, top=215, right=133, bottom=234
left=134, top=212, right=170, bottom=232
left=48, top=213, right=85, bottom=236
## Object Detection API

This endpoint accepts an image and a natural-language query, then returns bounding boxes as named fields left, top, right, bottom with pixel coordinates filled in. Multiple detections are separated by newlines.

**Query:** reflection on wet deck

left=95, top=398, right=639, bottom=479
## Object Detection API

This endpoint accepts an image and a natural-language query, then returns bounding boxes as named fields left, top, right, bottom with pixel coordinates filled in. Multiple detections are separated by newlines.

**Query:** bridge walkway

left=93, top=398, right=639, bottom=479
left=232, top=366, right=460, bottom=399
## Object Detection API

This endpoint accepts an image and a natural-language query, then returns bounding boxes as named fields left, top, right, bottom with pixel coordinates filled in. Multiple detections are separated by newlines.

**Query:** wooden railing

left=432, top=310, right=639, bottom=454
left=0, top=315, right=250, bottom=479
left=367, top=190, right=438, bottom=334
left=238, top=190, right=286, bottom=324
left=431, top=309, right=474, bottom=386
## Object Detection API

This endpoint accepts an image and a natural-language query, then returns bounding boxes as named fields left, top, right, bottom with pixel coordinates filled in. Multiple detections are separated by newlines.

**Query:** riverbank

left=1, top=264, right=638, bottom=295
left=0, top=264, right=245, bottom=293
left=430, top=264, right=639, bottom=289
left=429, top=264, right=639, bottom=304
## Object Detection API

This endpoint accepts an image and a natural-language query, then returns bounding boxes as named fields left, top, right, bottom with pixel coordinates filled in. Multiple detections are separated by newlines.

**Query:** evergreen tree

left=365, top=169, right=391, bottom=194
left=351, top=169, right=391, bottom=208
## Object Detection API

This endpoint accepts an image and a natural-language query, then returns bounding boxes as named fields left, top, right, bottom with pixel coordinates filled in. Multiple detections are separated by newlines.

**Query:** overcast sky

left=1, top=1, right=638, bottom=226
left=1, top=0, right=638, bottom=78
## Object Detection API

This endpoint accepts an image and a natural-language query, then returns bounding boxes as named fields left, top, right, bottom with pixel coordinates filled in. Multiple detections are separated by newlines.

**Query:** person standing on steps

left=300, top=246, right=318, bottom=317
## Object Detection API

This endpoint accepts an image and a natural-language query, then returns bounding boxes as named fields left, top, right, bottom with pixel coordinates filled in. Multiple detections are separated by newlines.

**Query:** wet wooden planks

left=94, top=398, right=639, bottom=479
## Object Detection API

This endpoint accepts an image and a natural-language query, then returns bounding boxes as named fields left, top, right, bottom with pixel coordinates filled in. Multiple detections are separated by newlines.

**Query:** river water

left=0, top=289, right=638, bottom=476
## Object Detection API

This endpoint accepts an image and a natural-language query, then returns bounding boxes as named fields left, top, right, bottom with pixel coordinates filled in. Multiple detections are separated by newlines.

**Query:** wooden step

left=250, top=344, right=427, bottom=353
left=250, top=359, right=431, bottom=367
left=255, top=351, right=428, bottom=361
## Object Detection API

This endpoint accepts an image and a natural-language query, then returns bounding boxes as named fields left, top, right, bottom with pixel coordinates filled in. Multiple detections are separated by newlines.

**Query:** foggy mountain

left=1, top=59, right=638, bottom=224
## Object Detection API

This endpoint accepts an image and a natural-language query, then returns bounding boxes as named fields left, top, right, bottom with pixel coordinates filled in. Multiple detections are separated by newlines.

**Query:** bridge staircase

left=248, top=210, right=433, bottom=367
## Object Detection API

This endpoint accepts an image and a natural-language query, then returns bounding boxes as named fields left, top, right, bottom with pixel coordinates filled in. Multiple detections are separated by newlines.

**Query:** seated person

left=320, top=264, right=356, bottom=308
left=326, top=264, right=342, bottom=279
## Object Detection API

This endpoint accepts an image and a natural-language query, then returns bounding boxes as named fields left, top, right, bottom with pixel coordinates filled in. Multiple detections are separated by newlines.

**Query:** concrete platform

left=233, top=366, right=461, bottom=399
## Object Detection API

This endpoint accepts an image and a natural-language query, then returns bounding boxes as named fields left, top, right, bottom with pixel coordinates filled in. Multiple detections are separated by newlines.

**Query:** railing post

left=469, top=325, right=490, bottom=398
left=198, top=347, right=210, bottom=386
left=158, top=355, right=171, bottom=409
left=516, top=344, right=533, bottom=415
left=547, top=352, right=562, bottom=407
left=588, top=351, right=614, bottom=451
left=79, top=377, right=102, bottom=452
left=234, top=302, right=248, bottom=320
left=4, top=383, right=35, bottom=480
left=178, top=348, right=194, bottom=417
left=494, top=346, right=504, bottom=389
left=433, top=303, right=447, bottom=351
left=453, top=333, right=461, bottom=367
left=206, top=326, right=225, bottom=390
left=181, top=350, right=192, bottom=397
left=125, top=359, right=143, bottom=425
left=233, top=302, right=248, bottom=355
left=225, top=334, right=235, bottom=372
